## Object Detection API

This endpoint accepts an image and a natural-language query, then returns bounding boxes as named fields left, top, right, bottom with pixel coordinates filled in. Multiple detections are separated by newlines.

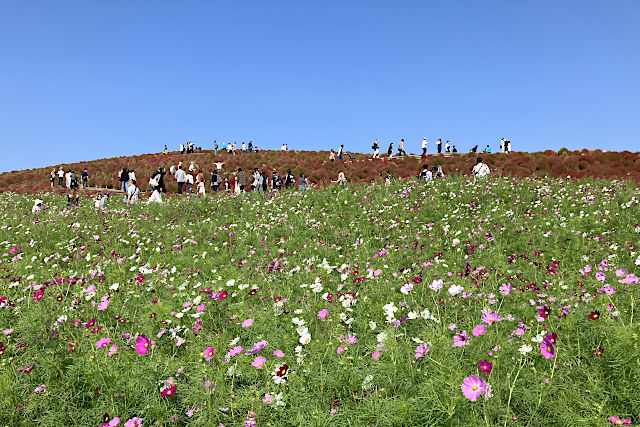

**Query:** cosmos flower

left=108, top=345, right=118, bottom=356
left=205, top=347, right=215, bottom=361
left=461, top=375, right=487, bottom=402
left=589, top=311, right=600, bottom=320
left=608, top=416, right=631, bottom=425
left=97, top=338, right=111, bottom=348
left=472, top=325, right=487, bottom=337
left=453, top=330, right=471, bottom=347
left=477, top=360, right=492, bottom=375
left=540, top=339, right=556, bottom=359
left=135, top=335, right=151, bottom=355
left=318, top=309, right=329, bottom=320
left=252, top=356, right=266, bottom=369
left=161, top=385, right=177, bottom=397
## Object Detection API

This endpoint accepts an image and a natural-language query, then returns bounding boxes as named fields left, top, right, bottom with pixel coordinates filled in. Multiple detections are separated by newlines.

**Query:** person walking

left=156, top=167, right=167, bottom=193
left=180, top=143, right=185, bottom=154
left=211, top=170, right=220, bottom=192
left=252, top=168, right=262, bottom=192
left=81, top=168, right=89, bottom=188
left=387, top=142, right=394, bottom=158
left=329, top=149, right=335, bottom=162
left=506, top=140, right=511, bottom=153
left=119, top=167, right=129, bottom=192
left=372, top=139, right=380, bottom=159
left=272, top=170, right=282, bottom=192
left=236, top=168, right=249, bottom=192
left=337, top=145, right=344, bottom=161
left=298, top=173, right=307, bottom=192
left=50, top=169, right=56, bottom=188
left=436, top=139, right=442, bottom=154
left=241, top=142, right=247, bottom=154
left=164, top=145, right=168, bottom=155
left=175, top=165, right=186, bottom=195
left=128, top=169, right=136, bottom=184
left=421, top=138, right=427, bottom=155
left=248, top=141, right=253, bottom=154
left=285, top=169, right=296, bottom=189
left=261, top=170, right=268, bottom=194
left=398, top=139, right=406, bottom=156
left=65, top=169, right=72, bottom=189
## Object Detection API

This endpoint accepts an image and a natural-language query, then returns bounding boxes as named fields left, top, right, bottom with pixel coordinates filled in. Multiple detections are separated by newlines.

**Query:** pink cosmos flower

left=135, top=335, right=151, bottom=355
left=205, top=347, right=215, bottom=361
left=228, top=346, right=243, bottom=356
left=318, top=309, right=329, bottom=320
left=124, top=417, right=143, bottom=427
left=371, top=351, right=381, bottom=360
left=472, top=325, right=487, bottom=337
left=239, top=318, right=254, bottom=328
left=608, top=415, right=631, bottom=425
left=251, top=356, right=266, bottom=369
left=263, top=393, right=274, bottom=404
left=108, top=345, right=118, bottom=356
left=540, top=339, right=556, bottom=359
left=97, top=338, right=111, bottom=348
left=481, top=312, right=502, bottom=325
left=461, top=375, right=487, bottom=402
left=337, top=346, right=344, bottom=354
left=108, top=417, right=121, bottom=426
left=196, top=304, right=206, bottom=312
left=34, top=384, right=47, bottom=394
left=414, top=343, right=429, bottom=359
left=453, top=330, right=471, bottom=347
left=273, top=349, right=284, bottom=358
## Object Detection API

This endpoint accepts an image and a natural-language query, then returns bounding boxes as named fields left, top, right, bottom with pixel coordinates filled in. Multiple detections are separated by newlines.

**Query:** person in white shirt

left=180, top=143, right=185, bottom=154
left=445, top=141, right=451, bottom=153
left=58, top=167, right=65, bottom=187
left=174, top=166, right=186, bottom=194
left=128, top=169, right=136, bottom=183
left=472, top=157, right=490, bottom=181
left=147, top=189, right=163, bottom=203
left=186, top=172, right=194, bottom=193
left=169, top=164, right=175, bottom=175
left=500, top=138, right=506, bottom=153
left=32, top=199, right=44, bottom=215
left=188, top=162, right=195, bottom=173
left=419, top=164, right=433, bottom=182
left=126, top=180, right=139, bottom=206
left=65, top=170, right=72, bottom=189
left=281, top=143, right=286, bottom=151
left=506, top=140, right=511, bottom=153
left=214, top=162, right=224, bottom=172
left=421, top=138, right=427, bottom=155
left=241, top=142, right=247, bottom=153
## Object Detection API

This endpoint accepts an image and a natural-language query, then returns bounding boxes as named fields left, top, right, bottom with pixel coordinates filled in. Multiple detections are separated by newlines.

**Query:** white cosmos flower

left=518, top=344, right=533, bottom=355
left=448, top=285, right=464, bottom=296
left=299, top=333, right=311, bottom=345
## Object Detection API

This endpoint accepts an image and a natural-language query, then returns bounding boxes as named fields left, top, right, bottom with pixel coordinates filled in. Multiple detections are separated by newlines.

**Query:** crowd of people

left=360, top=138, right=513, bottom=157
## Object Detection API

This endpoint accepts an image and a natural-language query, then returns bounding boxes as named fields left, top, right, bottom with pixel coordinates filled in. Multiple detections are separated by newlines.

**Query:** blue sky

left=1, top=1, right=639, bottom=173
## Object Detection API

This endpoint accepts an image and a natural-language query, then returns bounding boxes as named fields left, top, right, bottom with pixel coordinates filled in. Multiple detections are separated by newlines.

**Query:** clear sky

left=1, top=1, right=639, bottom=173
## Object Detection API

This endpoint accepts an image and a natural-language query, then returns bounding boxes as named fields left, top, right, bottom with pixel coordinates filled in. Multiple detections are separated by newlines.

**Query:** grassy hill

left=1, top=148, right=639, bottom=194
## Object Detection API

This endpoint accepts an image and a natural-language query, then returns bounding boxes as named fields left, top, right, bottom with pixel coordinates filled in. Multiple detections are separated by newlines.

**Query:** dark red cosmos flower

left=593, top=347, right=604, bottom=357
left=0, top=342, right=5, bottom=356
left=248, top=288, right=258, bottom=296
left=538, top=305, right=551, bottom=319
left=103, top=413, right=110, bottom=422
left=219, top=291, right=228, bottom=300
left=273, top=296, right=282, bottom=302
left=589, top=311, right=600, bottom=320
left=276, top=364, right=288, bottom=377
left=161, top=385, right=177, bottom=397
left=545, top=333, right=558, bottom=345
left=17, top=364, right=34, bottom=373
left=477, top=360, right=493, bottom=375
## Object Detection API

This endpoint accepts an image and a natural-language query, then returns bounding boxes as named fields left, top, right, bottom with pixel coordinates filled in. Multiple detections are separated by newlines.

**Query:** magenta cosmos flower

left=453, top=330, right=471, bottom=347
left=228, top=346, right=243, bottom=356
left=461, top=375, right=487, bottom=402
left=472, top=325, right=487, bottom=337
left=96, top=338, right=111, bottom=348
left=204, top=347, right=215, bottom=361
left=135, top=335, right=151, bottom=355
left=251, top=356, right=266, bottom=369
left=540, top=339, right=556, bottom=359
left=477, top=360, right=492, bottom=375
left=318, top=309, right=329, bottom=320
left=124, top=417, right=143, bottom=427
left=161, top=385, right=177, bottom=397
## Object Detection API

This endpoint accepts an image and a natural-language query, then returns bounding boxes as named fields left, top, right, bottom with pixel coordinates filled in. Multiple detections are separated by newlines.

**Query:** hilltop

left=1, top=148, right=639, bottom=194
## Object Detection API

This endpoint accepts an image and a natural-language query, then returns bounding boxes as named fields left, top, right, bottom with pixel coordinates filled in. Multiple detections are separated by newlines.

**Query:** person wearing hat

left=421, top=138, right=428, bottom=155
left=32, top=199, right=44, bottom=215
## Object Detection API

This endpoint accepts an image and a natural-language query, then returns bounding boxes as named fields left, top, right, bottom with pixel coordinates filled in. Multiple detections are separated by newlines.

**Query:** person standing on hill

left=175, top=165, right=186, bottom=195
left=445, top=141, right=451, bottom=153
left=211, top=170, right=220, bottom=192
left=372, top=139, right=380, bottom=159
left=65, top=169, right=72, bottom=189
left=329, top=149, right=336, bottom=162
left=81, top=168, right=89, bottom=188
left=50, top=169, right=56, bottom=188
left=58, top=167, right=64, bottom=187
left=180, top=143, right=185, bottom=154
left=500, top=138, right=505, bottom=153
left=252, top=168, right=262, bottom=192
left=153, top=167, right=167, bottom=193
left=506, top=140, right=511, bottom=153
left=262, top=170, right=269, bottom=193
left=398, top=139, right=406, bottom=156
left=69, top=170, right=79, bottom=190
left=338, top=145, right=344, bottom=160
left=272, top=170, right=282, bottom=192
left=421, top=138, right=428, bottom=155
left=248, top=141, right=253, bottom=154
left=241, top=142, right=247, bottom=154
left=236, top=168, right=249, bottom=192
left=436, top=139, right=442, bottom=154
left=214, top=140, right=218, bottom=154
left=164, top=145, right=168, bottom=155
left=119, top=168, right=129, bottom=192
left=387, top=142, right=394, bottom=158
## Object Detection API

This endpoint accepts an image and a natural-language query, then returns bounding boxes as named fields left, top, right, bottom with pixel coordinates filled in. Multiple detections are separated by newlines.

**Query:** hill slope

left=1, top=148, right=639, bottom=193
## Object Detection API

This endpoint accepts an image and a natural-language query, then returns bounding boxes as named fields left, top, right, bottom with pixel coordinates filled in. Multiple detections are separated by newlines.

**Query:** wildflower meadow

left=1, top=176, right=639, bottom=426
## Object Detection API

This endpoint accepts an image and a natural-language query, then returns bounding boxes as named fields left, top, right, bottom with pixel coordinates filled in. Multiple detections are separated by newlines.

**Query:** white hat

left=34, top=199, right=43, bottom=205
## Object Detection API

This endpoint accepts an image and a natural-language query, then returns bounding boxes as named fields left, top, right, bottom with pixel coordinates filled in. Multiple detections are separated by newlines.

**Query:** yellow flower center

left=472, top=385, right=478, bottom=390
left=144, top=343, right=149, bottom=347
left=547, top=346, right=552, bottom=352
left=167, top=390, right=172, bottom=395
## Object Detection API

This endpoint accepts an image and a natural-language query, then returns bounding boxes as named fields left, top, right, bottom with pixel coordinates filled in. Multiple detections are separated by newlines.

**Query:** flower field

left=1, top=176, right=639, bottom=426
